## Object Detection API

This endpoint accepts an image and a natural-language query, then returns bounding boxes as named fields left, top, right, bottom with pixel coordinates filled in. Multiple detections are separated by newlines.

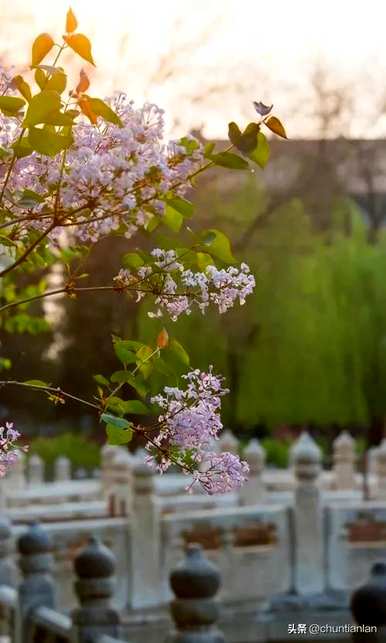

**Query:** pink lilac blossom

left=192, top=452, right=250, bottom=494
left=0, top=422, right=24, bottom=478
left=0, top=78, right=203, bottom=244
left=144, top=368, right=249, bottom=494
left=113, top=249, right=255, bottom=320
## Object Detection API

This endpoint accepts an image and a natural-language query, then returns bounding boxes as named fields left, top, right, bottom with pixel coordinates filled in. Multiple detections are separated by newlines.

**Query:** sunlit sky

left=1, top=0, right=386, bottom=138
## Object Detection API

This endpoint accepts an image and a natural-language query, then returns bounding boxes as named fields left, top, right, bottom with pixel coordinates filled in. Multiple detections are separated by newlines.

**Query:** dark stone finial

left=17, top=522, right=55, bottom=639
left=72, top=537, right=120, bottom=642
left=168, top=543, right=225, bottom=643
left=74, top=537, right=115, bottom=580
left=18, top=521, right=52, bottom=557
left=351, top=562, right=386, bottom=626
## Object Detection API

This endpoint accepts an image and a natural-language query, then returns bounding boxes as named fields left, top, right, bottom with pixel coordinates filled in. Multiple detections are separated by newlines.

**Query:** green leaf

left=105, top=396, right=128, bottom=415
left=112, top=337, right=143, bottom=351
left=0, top=357, right=11, bottom=371
left=84, top=97, right=122, bottom=127
left=164, top=204, right=183, bottom=232
left=110, top=371, right=148, bottom=398
left=196, top=252, right=214, bottom=271
left=239, top=122, right=260, bottom=153
left=23, top=90, right=61, bottom=127
left=93, top=374, right=110, bottom=387
left=12, top=137, right=33, bottom=158
left=248, top=131, right=270, bottom=168
left=165, top=196, right=194, bottom=218
left=136, top=345, right=154, bottom=379
left=106, top=424, right=133, bottom=445
left=169, top=339, right=190, bottom=366
left=28, top=126, right=73, bottom=157
left=204, top=141, right=215, bottom=157
left=228, top=121, right=259, bottom=154
left=178, top=136, right=200, bottom=155
left=34, top=68, right=47, bottom=90
left=18, top=189, right=45, bottom=207
left=201, top=229, right=235, bottom=264
left=24, top=379, right=48, bottom=387
left=124, top=400, right=149, bottom=415
left=228, top=122, right=242, bottom=148
left=101, top=413, right=130, bottom=428
left=0, top=96, right=25, bottom=116
left=12, top=75, right=32, bottom=102
left=45, top=69, right=67, bottom=94
left=114, top=341, right=137, bottom=365
left=122, top=252, right=144, bottom=269
left=210, top=151, right=249, bottom=170
left=44, top=111, right=75, bottom=126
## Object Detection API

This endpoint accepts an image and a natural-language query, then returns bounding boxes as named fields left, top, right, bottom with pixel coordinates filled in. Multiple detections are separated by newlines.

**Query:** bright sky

left=1, top=0, right=386, bottom=137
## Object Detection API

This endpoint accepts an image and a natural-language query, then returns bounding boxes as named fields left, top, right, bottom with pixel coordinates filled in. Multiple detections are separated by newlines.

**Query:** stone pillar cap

left=291, top=431, right=322, bottom=465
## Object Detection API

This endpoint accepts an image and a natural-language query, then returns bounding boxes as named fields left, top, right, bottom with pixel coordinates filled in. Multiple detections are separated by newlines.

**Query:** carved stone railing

left=0, top=516, right=225, bottom=643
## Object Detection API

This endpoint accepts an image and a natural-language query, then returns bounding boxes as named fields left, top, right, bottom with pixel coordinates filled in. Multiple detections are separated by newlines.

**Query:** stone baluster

left=5, top=452, right=26, bottom=491
left=72, top=537, right=120, bottom=643
left=74, top=468, right=87, bottom=480
left=54, top=456, right=71, bottom=482
left=101, top=445, right=120, bottom=498
left=0, top=515, right=15, bottom=586
left=167, top=543, right=225, bottom=643
left=109, top=449, right=134, bottom=517
left=129, top=461, right=161, bottom=608
left=377, top=439, right=386, bottom=500
left=332, top=431, right=356, bottom=490
left=239, top=439, right=266, bottom=505
left=17, top=522, right=55, bottom=641
left=292, top=432, right=324, bottom=595
left=218, top=430, right=238, bottom=455
left=28, top=454, right=44, bottom=486
left=350, top=562, right=386, bottom=640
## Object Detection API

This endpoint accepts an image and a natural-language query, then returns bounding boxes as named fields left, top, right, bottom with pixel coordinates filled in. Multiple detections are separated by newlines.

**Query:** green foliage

left=29, top=433, right=100, bottom=470
left=261, top=438, right=290, bottom=468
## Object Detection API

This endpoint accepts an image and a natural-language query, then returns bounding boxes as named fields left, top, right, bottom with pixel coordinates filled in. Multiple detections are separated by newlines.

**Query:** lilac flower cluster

left=0, top=422, right=23, bottom=478
left=0, top=84, right=203, bottom=243
left=113, top=249, right=255, bottom=320
left=145, top=368, right=249, bottom=494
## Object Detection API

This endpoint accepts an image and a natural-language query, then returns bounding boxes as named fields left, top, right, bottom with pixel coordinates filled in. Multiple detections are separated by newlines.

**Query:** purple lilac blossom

left=145, top=368, right=249, bottom=494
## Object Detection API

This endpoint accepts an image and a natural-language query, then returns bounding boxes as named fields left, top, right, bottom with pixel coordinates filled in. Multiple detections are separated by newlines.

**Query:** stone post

left=28, top=454, right=44, bottom=486
left=218, top=430, right=238, bottom=455
left=333, top=431, right=356, bottom=490
left=72, top=537, right=120, bottom=643
left=239, top=439, right=266, bottom=505
left=54, top=456, right=71, bottom=482
left=167, top=544, right=225, bottom=643
left=0, top=515, right=15, bottom=586
left=5, top=453, right=26, bottom=491
left=292, top=432, right=324, bottom=595
left=376, top=439, right=386, bottom=500
left=17, top=522, right=55, bottom=641
left=129, top=462, right=161, bottom=608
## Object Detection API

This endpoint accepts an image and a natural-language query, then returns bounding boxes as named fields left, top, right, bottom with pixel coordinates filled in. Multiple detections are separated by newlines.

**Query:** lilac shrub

left=0, top=10, right=287, bottom=491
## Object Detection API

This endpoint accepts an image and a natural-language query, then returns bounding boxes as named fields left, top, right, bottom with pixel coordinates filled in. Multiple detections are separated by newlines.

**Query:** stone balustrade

left=0, top=518, right=224, bottom=643
left=3, top=430, right=385, bottom=525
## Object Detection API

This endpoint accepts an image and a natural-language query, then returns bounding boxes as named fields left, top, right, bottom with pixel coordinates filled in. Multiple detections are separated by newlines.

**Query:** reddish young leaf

left=157, top=328, right=169, bottom=349
left=265, top=116, right=287, bottom=139
left=78, top=96, right=97, bottom=124
left=76, top=69, right=90, bottom=94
